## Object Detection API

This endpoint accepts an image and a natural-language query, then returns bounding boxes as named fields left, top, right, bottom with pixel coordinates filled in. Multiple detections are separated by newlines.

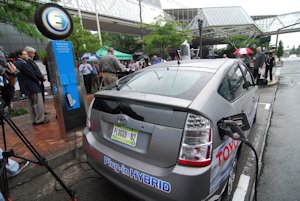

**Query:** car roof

left=147, top=58, right=237, bottom=72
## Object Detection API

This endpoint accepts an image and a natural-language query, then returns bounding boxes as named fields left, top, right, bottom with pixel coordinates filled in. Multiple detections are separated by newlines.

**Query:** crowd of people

left=239, top=47, right=275, bottom=83
left=13, top=46, right=50, bottom=125
left=78, top=50, right=163, bottom=94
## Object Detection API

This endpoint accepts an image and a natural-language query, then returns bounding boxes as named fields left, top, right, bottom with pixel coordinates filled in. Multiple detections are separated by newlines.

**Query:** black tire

left=221, top=156, right=238, bottom=201
left=34, top=3, right=73, bottom=40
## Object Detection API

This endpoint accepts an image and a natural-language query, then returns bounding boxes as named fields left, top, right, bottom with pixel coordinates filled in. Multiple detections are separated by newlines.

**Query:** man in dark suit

left=14, top=50, right=49, bottom=125
left=24, top=46, right=49, bottom=115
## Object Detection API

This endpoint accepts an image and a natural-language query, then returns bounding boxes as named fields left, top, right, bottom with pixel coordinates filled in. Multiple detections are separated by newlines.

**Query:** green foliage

left=296, top=46, right=300, bottom=55
left=101, top=32, right=140, bottom=54
left=290, top=46, right=296, bottom=54
left=276, top=40, right=284, bottom=59
left=224, top=35, right=262, bottom=51
left=0, top=0, right=44, bottom=41
left=7, top=108, right=28, bottom=118
left=66, top=16, right=101, bottom=60
left=141, top=17, right=192, bottom=59
left=38, top=50, right=46, bottom=61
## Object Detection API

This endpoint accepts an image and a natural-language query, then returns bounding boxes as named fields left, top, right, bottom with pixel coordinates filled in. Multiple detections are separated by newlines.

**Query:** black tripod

left=0, top=111, right=77, bottom=201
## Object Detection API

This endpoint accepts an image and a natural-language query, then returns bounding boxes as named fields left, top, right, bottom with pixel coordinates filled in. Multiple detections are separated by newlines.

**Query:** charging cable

left=218, top=120, right=259, bottom=201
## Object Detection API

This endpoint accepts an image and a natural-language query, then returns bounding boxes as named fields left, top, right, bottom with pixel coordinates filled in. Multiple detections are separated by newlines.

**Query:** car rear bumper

left=83, top=128, right=214, bottom=201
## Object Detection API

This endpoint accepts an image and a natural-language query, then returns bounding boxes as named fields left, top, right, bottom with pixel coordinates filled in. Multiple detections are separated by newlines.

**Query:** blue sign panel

left=52, top=41, right=80, bottom=110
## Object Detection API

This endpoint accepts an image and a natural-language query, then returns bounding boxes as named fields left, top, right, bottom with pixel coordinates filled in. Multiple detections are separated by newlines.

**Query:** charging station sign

left=52, top=41, right=80, bottom=110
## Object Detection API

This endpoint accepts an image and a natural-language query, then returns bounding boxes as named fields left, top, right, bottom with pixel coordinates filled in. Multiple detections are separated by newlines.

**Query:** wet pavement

left=257, top=58, right=300, bottom=200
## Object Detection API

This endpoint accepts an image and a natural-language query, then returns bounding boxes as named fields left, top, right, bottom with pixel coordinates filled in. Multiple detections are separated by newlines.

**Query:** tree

left=0, top=0, right=44, bottom=40
left=276, top=40, right=284, bottom=60
left=66, top=17, right=101, bottom=60
left=141, top=17, right=192, bottom=59
left=290, top=46, right=296, bottom=54
left=296, top=45, right=300, bottom=55
left=224, top=35, right=262, bottom=51
left=101, top=32, right=140, bottom=54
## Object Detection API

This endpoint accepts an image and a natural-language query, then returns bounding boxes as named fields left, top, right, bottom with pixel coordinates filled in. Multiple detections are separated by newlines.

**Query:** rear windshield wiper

left=115, top=82, right=131, bottom=90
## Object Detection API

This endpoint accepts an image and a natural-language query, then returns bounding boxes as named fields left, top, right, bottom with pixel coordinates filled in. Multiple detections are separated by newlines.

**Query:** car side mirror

left=243, top=81, right=253, bottom=89
left=217, top=113, right=250, bottom=140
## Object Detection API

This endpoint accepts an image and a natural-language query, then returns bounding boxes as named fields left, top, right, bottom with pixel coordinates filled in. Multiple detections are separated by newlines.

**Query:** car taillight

left=178, top=113, right=212, bottom=167
left=86, top=99, right=95, bottom=130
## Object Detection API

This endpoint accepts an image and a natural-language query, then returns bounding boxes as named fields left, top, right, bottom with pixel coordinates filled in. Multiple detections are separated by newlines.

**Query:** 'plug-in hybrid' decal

left=104, top=156, right=171, bottom=193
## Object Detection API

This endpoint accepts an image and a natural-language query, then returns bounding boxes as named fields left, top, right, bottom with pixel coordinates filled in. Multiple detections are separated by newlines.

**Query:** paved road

left=257, top=58, right=300, bottom=201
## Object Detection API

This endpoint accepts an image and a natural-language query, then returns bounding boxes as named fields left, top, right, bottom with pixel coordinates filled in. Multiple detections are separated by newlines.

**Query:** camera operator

left=0, top=46, right=18, bottom=108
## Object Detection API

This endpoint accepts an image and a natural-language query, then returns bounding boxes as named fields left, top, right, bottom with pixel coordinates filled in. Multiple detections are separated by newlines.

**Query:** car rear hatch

left=89, top=91, right=191, bottom=168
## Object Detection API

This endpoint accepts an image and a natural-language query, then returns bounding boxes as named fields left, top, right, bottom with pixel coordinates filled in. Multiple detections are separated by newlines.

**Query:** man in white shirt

left=79, top=58, right=93, bottom=94
left=128, top=59, right=139, bottom=72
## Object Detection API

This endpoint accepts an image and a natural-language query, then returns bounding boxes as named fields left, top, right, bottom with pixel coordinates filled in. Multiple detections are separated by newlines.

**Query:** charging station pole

left=46, top=41, right=87, bottom=138
left=35, top=3, right=87, bottom=138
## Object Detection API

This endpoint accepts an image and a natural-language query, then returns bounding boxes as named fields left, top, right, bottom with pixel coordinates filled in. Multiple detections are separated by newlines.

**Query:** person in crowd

left=24, top=46, right=49, bottom=115
left=143, top=59, right=150, bottom=68
left=151, top=55, right=161, bottom=65
left=90, top=62, right=100, bottom=92
left=99, top=47, right=122, bottom=86
left=43, top=57, right=51, bottom=83
left=79, top=58, right=93, bottom=94
left=15, top=50, right=49, bottom=125
left=243, top=54, right=251, bottom=69
left=128, top=59, right=139, bottom=72
left=265, top=53, right=275, bottom=81
left=253, top=47, right=266, bottom=80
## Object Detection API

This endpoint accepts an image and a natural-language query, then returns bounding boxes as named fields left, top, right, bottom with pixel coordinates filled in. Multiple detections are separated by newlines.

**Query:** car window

left=218, top=65, right=248, bottom=101
left=107, top=68, right=213, bottom=100
left=218, top=75, right=233, bottom=101
left=228, top=65, right=248, bottom=99
left=239, top=63, right=254, bottom=87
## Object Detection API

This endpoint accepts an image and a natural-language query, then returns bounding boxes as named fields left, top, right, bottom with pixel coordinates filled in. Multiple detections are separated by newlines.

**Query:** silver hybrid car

left=83, top=59, right=259, bottom=201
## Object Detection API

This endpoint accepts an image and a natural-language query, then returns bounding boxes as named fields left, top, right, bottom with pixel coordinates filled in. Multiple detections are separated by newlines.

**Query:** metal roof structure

left=253, top=11, right=300, bottom=35
left=38, top=0, right=164, bottom=35
left=188, top=7, right=262, bottom=41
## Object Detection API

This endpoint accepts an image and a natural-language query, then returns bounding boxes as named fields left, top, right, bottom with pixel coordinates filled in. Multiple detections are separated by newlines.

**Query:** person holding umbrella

left=234, top=47, right=253, bottom=69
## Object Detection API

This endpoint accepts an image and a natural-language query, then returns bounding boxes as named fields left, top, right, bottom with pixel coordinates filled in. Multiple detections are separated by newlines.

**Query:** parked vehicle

left=83, top=59, right=259, bottom=201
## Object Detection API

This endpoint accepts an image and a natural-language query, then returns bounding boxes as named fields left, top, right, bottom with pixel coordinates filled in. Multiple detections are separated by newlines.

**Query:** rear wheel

left=221, top=156, right=238, bottom=201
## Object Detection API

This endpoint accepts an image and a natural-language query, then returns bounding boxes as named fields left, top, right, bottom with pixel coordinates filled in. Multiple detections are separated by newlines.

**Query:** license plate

left=111, top=124, right=138, bottom=147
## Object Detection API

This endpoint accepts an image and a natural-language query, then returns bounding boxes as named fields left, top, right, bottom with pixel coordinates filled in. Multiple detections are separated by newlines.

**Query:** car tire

left=221, top=156, right=238, bottom=201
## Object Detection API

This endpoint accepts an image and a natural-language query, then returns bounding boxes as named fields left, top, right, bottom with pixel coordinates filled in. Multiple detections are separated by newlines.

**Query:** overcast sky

left=160, top=0, right=300, bottom=48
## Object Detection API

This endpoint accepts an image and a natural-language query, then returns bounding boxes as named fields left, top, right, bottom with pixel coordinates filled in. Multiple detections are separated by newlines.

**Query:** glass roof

left=254, top=11, right=300, bottom=34
left=40, top=0, right=163, bottom=24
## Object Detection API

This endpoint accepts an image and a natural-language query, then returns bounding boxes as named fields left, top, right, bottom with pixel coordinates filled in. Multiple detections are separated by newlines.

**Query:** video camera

left=0, top=46, right=18, bottom=77
left=0, top=46, right=19, bottom=109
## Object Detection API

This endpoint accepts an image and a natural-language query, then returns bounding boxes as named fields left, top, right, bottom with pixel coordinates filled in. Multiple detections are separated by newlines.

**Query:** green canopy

left=96, top=46, right=132, bottom=60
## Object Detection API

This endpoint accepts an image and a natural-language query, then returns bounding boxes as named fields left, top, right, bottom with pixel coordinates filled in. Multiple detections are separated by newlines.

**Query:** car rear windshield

left=107, top=68, right=213, bottom=100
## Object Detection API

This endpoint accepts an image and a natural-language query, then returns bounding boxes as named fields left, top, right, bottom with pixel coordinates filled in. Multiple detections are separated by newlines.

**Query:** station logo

left=46, top=9, right=69, bottom=32
left=35, top=3, right=73, bottom=40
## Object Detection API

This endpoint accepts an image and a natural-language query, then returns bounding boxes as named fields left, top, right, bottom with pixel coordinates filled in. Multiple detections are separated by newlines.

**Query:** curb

left=249, top=80, right=279, bottom=201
